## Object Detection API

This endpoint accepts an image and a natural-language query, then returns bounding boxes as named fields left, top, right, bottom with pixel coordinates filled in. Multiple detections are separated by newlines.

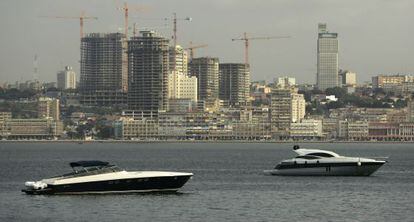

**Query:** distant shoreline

left=0, top=140, right=413, bottom=144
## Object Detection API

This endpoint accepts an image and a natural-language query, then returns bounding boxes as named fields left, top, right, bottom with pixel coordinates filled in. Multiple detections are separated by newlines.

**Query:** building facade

left=57, top=66, right=76, bottom=90
left=168, top=45, right=198, bottom=103
left=338, top=70, right=356, bottom=87
left=317, top=23, right=339, bottom=91
left=127, top=31, right=170, bottom=113
left=38, top=97, right=60, bottom=121
left=168, top=74, right=198, bottom=102
left=290, top=119, right=323, bottom=139
left=80, top=33, right=128, bottom=106
left=219, top=63, right=250, bottom=107
left=169, top=45, right=188, bottom=76
left=189, top=57, right=220, bottom=104
left=291, top=92, right=306, bottom=123
left=277, top=76, right=296, bottom=89
left=270, top=88, right=292, bottom=134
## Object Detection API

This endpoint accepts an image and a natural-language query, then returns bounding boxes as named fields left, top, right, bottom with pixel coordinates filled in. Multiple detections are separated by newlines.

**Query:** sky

left=0, top=0, right=413, bottom=85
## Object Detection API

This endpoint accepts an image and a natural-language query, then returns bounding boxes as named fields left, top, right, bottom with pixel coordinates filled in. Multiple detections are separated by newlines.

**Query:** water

left=0, top=142, right=413, bottom=221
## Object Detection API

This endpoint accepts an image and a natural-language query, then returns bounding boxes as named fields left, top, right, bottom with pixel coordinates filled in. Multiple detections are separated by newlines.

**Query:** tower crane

left=117, top=2, right=149, bottom=39
left=232, top=32, right=291, bottom=65
left=185, top=42, right=208, bottom=60
left=162, top=13, right=192, bottom=72
left=39, top=11, right=97, bottom=39
left=169, top=13, right=192, bottom=49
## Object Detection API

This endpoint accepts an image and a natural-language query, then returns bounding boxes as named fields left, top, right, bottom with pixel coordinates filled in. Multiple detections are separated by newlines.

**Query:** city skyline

left=0, top=0, right=413, bottom=84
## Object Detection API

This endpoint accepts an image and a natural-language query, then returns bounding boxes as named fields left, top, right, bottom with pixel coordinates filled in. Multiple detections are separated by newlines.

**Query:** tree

left=325, top=87, right=347, bottom=99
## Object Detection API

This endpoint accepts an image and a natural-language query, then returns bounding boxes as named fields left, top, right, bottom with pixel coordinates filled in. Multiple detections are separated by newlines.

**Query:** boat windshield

left=55, top=165, right=123, bottom=179
left=306, top=152, right=335, bottom=158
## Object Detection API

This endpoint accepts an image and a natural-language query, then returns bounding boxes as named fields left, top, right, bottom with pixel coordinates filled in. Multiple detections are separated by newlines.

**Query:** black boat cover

left=70, top=161, right=110, bottom=168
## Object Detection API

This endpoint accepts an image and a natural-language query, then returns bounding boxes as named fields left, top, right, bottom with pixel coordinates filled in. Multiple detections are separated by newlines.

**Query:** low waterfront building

left=230, top=122, right=272, bottom=140
left=322, top=118, right=338, bottom=139
left=368, top=122, right=400, bottom=141
left=4, top=118, right=63, bottom=139
left=290, top=119, right=323, bottom=140
left=115, top=117, right=159, bottom=140
left=338, top=120, right=369, bottom=141
left=348, top=121, right=369, bottom=140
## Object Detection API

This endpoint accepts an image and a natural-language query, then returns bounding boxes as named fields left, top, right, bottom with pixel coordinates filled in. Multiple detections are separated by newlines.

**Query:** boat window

left=307, top=152, right=334, bottom=157
left=295, top=155, right=320, bottom=160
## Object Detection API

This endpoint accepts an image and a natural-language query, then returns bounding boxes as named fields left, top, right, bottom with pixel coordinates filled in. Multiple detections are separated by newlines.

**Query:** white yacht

left=22, top=161, right=193, bottom=194
left=264, top=145, right=386, bottom=176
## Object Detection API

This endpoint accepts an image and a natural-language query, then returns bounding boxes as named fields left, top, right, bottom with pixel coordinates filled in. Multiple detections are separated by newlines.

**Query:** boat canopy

left=70, top=161, right=110, bottom=168
left=293, top=148, right=340, bottom=157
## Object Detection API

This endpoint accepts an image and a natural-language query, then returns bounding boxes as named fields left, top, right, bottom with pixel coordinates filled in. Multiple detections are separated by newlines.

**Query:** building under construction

left=79, top=33, right=128, bottom=106
left=189, top=57, right=219, bottom=105
left=219, top=63, right=250, bottom=107
left=127, top=31, right=170, bottom=113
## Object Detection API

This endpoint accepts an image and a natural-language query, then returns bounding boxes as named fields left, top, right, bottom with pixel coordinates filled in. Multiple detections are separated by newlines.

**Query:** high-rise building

left=317, top=23, right=339, bottom=91
left=291, top=92, right=306, bottom=123
left=270, top=88, right=305, bottom=134
left=169, top=45, right=188, bottom=76
left=168, top=45, right=198, bottom=102
left=80, top=33, right=128, bottom=106
left=219, top=63, right=250, bottom=107
left=38, top=97, right=60, bottom=121
left=270, top=88, right=292, bottom=133
left=189, top=57, right=219, bottom=103
left=57, top=66, right=77, bottom=90
left=127, top=31, right=170, bottom=112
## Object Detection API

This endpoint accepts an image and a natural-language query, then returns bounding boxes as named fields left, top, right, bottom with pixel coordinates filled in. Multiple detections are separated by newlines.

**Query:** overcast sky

left=0, top=0, right=413, bottom=85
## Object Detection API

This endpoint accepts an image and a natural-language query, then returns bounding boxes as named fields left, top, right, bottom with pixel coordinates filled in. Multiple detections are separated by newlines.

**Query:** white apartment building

left=291, top=93, right=306, bottom=123
left=168, top=73, right=198, bottom=102
left=57, top=66, right=77, bottom=89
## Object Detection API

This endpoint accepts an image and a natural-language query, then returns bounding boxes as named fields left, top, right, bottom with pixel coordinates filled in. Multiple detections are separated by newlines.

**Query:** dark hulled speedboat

left=22, top=161, right=193, bottom=194
left=264, top=146, right=386, bottom=176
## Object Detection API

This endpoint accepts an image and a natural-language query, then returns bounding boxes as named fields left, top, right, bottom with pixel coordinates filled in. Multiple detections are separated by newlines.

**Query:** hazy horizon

left=1, top=0, right=413, bottom=85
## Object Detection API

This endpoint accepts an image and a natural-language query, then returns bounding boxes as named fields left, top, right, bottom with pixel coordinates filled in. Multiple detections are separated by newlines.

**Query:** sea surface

left=0, top=142, right=413, bottom=222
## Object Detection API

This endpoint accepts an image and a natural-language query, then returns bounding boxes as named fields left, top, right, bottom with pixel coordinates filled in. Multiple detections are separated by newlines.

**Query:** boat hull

left=22, top=175, right=192, bottom=195
left=264, top=162, right=385, bottom=176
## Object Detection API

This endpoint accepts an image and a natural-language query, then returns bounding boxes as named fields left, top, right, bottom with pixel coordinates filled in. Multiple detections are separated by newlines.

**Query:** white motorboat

left=264, top=145, right=386, bottom=176
left=22, top=161, right=193, bottom=194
